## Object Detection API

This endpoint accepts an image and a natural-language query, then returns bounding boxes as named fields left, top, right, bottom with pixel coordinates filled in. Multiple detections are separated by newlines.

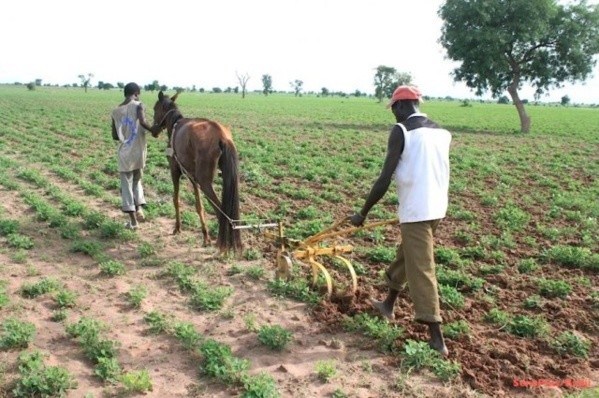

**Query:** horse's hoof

left=172, top=229, right=181, bottom=235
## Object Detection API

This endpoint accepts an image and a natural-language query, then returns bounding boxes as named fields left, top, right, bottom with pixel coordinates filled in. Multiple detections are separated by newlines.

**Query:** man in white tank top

left=111, top=82, right=156, bottom=229
left=350, top=85, right=451, bottom=356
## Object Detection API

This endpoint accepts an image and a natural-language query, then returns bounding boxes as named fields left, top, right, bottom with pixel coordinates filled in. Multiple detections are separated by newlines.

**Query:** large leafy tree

left=439, top=0, right=599, bottom=133
left=373, top=66, right=412, bottom=102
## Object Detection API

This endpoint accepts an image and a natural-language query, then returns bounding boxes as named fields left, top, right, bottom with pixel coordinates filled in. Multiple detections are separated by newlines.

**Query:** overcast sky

left=2, top=0, right=598, bottom=103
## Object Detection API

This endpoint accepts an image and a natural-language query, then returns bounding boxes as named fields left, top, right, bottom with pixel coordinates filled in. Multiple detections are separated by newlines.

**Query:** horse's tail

left=218, top=139, right=242, bottom=253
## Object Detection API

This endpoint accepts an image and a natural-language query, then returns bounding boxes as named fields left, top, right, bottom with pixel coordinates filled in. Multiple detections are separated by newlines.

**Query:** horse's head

left=152, top=91, right=180, bottom=135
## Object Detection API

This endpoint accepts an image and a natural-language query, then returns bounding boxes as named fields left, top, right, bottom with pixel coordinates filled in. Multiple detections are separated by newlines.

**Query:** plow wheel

left=276, top=250, right=293, bottom=280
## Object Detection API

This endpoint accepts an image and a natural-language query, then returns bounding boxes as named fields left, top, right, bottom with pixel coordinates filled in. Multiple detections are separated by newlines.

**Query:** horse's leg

left=192, top=182, right=210, bottom=246
left=171, top=162, right=183, bottom=235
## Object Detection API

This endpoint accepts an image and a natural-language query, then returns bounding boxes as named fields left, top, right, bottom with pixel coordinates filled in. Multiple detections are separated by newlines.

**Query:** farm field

left=0, top=85, right=597, bottom=398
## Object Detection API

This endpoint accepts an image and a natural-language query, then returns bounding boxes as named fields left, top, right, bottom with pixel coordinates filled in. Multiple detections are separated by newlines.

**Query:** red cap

left=388, top=85, right=422, bottom=107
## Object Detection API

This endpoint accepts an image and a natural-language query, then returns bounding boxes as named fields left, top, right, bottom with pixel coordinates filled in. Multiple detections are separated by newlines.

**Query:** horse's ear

left=172, top=92, right=179, bottom=102
left=158, top=91, right=164, bottom=101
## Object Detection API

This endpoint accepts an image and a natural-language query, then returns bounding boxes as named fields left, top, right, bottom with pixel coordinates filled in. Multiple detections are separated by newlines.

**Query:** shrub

left=99, top=260, right=126, bottom=276
left=242, top=371, right=280, bottom=398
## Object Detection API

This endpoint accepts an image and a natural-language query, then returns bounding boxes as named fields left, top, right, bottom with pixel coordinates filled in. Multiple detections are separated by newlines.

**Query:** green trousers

left=385, top=219, right=442, bottom=323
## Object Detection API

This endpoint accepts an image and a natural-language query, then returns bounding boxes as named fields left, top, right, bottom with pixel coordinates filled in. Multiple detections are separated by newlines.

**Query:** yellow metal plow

left=262, top=218, right=398, bottom=297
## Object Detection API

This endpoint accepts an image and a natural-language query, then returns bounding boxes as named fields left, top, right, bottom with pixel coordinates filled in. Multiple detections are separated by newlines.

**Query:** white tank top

left=394, top=121, right=451, bottom=223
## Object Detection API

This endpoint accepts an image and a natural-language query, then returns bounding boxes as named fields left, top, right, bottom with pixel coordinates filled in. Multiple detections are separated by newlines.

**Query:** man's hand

left=349, top=213, right=366, bottom=227
left=150, top=124, right=161, bottom=137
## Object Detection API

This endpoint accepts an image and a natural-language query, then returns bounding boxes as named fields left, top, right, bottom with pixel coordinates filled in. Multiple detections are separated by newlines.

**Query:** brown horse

left=151, top=91, right=242, bottom=253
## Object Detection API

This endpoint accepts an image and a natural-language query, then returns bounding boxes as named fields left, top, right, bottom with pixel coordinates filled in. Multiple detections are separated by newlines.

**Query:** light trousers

left=120, top=169, right=146, bottom=212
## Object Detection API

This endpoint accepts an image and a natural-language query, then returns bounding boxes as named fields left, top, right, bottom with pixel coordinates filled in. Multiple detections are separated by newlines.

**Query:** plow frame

left=263, top=218, right=398, bottom=297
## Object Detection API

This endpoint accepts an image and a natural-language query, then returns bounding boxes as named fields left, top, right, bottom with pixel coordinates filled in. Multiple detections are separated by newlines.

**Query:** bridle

left=154, top=107, right=177, bottom=132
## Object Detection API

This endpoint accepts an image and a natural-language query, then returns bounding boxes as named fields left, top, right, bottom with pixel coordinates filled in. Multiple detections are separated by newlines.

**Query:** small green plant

left=331, top=389, right=348, bottom=398
left=430, top=358, right=462, bottom=382
left=0, top=318, right=36, bottom=349
left=365, top=246, right=396, bottom=263
left=442, top=320, right=470, bottom=340
left=241, top=371, right=280, bottom=398
left=54, top=289, right=77, bottom=308
left=246, top=265, right=265, bottom=280
left=257, top=325, right=293, bottom=351
left=315, top=360, right=337, bottom=382
left=144, top=311, right=170, bottom=335
left=523, top=295, right=543, bottom=309
left=71, top=239, right=103, bottom=257
left=401, top=340, right=439, bottom=370
left=484, top=308, right=510, bottom=326
left=267, top=278, right=321, bottom=305
left=517, top=258, right=539, bottom=273
left=0, top=219, right=19, bottom=235
left=227, top=263, right=244, bottom=276
left=551, top=331, right=591, bottom=358
left=343, top=313, right=403, bottom=352
left=6, top=234, right=34, bottom=250
left=51, top=309, right=68, bottom=322
left=120, top=369, right=153, bottom=393
left=438, top=284, right=465, bottom=309
left=173, top=322, right=203, bottom=350
left=200, top=339, right=250, bottom=384
left=538, top=278, right=572, bottom=299
left=190, top=284, right=233, bottom=311
left=94, top=356, right=122, bottom=383
left=508, top=315, right=550, bottom=338
left=0, top=281, right=8, bottom=309
left=243, top=248, right=262, bottom=261
left=244, top=313, right=259, bottom=332
left=127, top=285, right=147, bottom=308
left=99, top=260, right=126, bottom=276
left=138, top=242, right=156, bottom=258
left=21, top=278, right=60, bottom=298
left=12, top=351, right=77, bottom=397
